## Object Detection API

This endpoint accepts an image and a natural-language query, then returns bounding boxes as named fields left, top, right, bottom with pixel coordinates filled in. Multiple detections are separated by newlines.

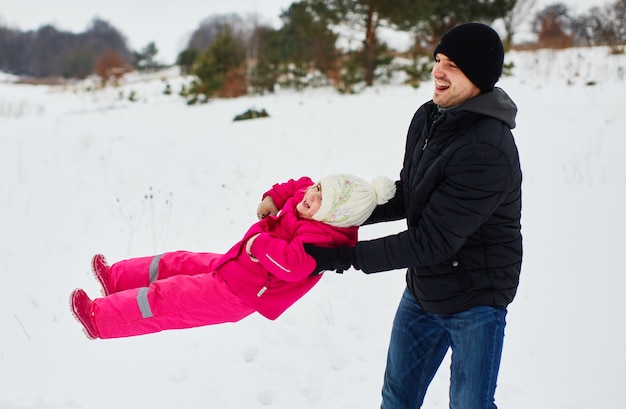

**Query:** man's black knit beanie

left=433, top=22, right=504, bottom=92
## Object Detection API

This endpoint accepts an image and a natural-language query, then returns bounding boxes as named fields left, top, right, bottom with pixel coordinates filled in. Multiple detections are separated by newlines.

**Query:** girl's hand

left=257, top=196, right=278, bottom=220
left=246, top=233, right=260, bottom=262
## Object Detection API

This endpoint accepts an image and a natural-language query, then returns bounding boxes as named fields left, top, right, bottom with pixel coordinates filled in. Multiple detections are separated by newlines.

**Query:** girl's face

left=296, top=183, right=322, bottom=218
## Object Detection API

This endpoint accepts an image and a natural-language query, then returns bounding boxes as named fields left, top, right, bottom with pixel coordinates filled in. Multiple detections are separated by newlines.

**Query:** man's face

left=431, top=53, right=481, bottom=108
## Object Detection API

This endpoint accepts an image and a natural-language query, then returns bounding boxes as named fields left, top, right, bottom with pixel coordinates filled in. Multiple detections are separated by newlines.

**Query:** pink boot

left=92, top=254, right=112, bottom=296
left=70, top=289, right=99, bottom=340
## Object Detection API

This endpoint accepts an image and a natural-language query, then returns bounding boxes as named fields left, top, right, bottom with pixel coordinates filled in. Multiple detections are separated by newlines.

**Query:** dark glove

left=304, top=244, right=356, bottom=275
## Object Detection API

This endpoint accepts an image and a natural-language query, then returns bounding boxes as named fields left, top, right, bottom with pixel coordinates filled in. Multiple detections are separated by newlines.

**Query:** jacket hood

left=457, top=87, right=517, bottom=129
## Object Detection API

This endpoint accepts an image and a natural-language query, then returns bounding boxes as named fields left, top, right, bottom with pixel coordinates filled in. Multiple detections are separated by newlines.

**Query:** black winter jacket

left=355, top=88, right=522, bottom=314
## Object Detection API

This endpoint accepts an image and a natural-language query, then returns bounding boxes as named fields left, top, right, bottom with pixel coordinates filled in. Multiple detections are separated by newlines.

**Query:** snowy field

left=1, top=46, right=625, bottom=408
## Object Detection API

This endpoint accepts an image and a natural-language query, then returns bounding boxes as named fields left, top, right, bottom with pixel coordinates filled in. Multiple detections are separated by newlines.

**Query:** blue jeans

left=381, top=288, right=507, bottom=409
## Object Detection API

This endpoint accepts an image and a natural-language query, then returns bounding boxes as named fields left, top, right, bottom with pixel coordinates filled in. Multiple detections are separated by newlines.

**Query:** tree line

left=1, top=0, right=624, bottom=97
left=0, top=19, right=131, bottom=79
left=0, top=18, right=162, bottom=82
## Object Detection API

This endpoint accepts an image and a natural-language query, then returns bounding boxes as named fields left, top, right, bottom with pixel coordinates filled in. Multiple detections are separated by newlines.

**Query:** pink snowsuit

left=92, top=177, right=358, bottom=339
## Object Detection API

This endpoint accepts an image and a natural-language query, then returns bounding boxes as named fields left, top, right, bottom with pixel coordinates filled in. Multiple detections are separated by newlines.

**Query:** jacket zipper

left=423, top=111, right=445, bottom=151
left=257, top=278, right=271, bottom=297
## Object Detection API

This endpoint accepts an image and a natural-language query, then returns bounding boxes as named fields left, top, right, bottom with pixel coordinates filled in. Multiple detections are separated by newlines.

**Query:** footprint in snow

left=257, top=389, right=274, bottom=406
left=242, top=346, right=259, bottom=363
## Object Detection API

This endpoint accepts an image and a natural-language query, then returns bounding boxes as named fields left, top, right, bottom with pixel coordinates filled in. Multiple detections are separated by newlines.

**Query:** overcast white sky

left=0, top=0, right=609, bottom=64
left=0, top=0, right=294, bottom=63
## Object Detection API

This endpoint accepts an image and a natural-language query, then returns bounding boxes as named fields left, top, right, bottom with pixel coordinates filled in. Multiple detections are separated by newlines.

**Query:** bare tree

left=533, top=3, right=573, bottom=48
left=94, top=50, right=132, bottom=86
left=501, top=0, right=536, bottom=48
left=186, top=13, right=266, bottom=61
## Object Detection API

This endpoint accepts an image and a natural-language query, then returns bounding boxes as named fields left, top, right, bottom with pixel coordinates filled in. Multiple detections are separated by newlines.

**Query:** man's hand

left=304, top=244, right=356, bottom=275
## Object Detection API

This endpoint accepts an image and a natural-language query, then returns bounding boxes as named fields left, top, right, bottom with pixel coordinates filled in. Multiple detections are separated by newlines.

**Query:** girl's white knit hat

left=312, top=174, right=396, bottom=228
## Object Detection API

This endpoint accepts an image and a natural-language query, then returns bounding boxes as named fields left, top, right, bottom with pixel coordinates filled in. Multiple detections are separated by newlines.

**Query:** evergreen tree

left=278, top=1, right=339, bottom=88
left=176, top=48, right=199, bottom=75
left=249, top=26, right=283, bottom=93
left=133, top=42, right=161, bottom=71
left=308, top=0, right=516, bottom=86
left=186, top=26, right=247, bottom=102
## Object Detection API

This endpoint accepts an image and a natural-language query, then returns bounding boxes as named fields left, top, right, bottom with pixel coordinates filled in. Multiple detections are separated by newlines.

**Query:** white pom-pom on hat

left=311, top=174, right=396, bottom=228
left=370, top=175, right=396, bottom=205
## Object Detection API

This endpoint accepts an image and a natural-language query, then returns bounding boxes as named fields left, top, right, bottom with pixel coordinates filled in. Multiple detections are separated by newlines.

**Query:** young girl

left=70, top=174, right=395, bottom=340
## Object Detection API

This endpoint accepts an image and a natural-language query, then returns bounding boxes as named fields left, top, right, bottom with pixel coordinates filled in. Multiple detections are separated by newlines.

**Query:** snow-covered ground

left=1, top=46, right=624, bottom=408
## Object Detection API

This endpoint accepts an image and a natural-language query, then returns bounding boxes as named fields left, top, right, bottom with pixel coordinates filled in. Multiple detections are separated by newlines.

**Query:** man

left=305, top=22, right=522, bottom=409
